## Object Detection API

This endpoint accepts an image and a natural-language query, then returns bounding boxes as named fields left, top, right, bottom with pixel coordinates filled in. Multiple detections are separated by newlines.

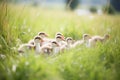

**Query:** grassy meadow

left=0, top=3, right=120, bottom=80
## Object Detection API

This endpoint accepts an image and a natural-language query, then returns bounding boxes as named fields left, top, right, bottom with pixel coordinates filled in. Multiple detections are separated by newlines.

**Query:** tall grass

left=0, top=3, right=120, bottom=80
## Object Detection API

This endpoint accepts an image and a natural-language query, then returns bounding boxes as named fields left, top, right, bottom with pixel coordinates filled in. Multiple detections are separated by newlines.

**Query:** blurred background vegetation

left=0, top=0, right=120, bottom=80
left=6, top=0, right=120, bottom=14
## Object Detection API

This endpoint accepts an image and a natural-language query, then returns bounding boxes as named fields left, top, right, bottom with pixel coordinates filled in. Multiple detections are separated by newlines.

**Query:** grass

left=0, top=3, right=120, bottom=80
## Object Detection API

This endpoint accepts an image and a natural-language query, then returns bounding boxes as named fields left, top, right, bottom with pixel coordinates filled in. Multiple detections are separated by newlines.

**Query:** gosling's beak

left=61, top=36, right=65, bottom=41
left=45, top=34, right=48, bottom=37
left=40, top=39, right=44, bottom=42
left=56, top=43, right=59, bottom=47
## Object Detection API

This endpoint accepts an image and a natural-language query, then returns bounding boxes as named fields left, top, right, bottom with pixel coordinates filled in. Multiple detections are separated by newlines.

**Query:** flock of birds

left=18, top=32, right=110, bottom=55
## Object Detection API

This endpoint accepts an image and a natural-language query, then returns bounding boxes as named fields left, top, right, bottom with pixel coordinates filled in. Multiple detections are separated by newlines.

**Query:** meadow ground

left=0, top=4, right=120, bottom=80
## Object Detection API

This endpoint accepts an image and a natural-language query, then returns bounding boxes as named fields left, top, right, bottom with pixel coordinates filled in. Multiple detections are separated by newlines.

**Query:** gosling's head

left=83, top=34, right=91, bottom=41
left=66, top=37, right=73, bottom=44
left=55, top=32, right=65, bottom=39
left=38, top=32, right=48, bottom=38
left=56, top=35, right=65, bottom=42
left=34, top=36, right=43, bottom=43
left=51, top=41, right=59, bottom=47
left=104, top=34, right=110, bottom=40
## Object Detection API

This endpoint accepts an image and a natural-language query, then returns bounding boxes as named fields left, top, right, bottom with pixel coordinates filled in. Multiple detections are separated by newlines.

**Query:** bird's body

left=72, top=40, right=84, bottom=47
left=66, top=37, right=84, bottom=49
left=28, top=39, right=34, bottom=45
left=34, top=42, right=41, bottom=54
left=87, top=34, right=110, bottom=47
left=51, top=41, right=60, bottom=54
left=18, top=43, right=35, bottom=53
